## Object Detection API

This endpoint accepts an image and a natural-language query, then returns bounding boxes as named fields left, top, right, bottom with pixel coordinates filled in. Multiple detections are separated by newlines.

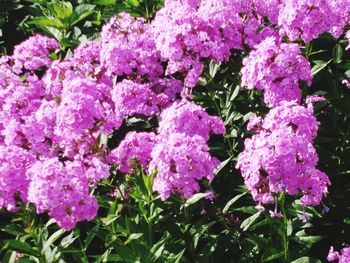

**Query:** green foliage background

left=0, top=1, right=349, bottom=262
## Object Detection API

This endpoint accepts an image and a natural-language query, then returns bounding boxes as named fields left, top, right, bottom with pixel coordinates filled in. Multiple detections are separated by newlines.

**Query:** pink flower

left=108, top=132, right=157, bottom=173
left=236, top=102, right=330, bottom=210
left=241, top=36, right=312, bottom=106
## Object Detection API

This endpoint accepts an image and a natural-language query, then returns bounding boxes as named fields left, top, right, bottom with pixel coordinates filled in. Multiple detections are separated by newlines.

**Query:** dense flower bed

left=0, top=0, right=349, bottom=262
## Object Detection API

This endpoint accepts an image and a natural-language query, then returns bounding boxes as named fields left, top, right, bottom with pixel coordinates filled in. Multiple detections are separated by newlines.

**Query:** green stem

left=280, top=197, right=289, bottom=263
left=144, top=0, right=150, bottom=19
left=146, top=200, right=153, bottom=245
left=207, top=86, right=234, bottom=155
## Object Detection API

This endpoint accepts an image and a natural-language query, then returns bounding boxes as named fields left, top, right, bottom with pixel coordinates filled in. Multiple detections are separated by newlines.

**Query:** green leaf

left=230, top=128, right=238, bottom=137
left=60, top=231, right=78, bottom=248
left=69, top=4, right=96, bottom=26
left=229, top=85, right=240, bottom=102
left=223, top=191, right=247, bottom=213
left=287, top=219, right=293, bottom=236
left=43, top=27, right=64, bottom=41
left=84, top=222, right=100, bottom=250
left=45, top=218, right=57, bottom=228
left=291, top=257, right=322, bottom=263
left=101, top=214, right=118, bottom=226
left=2, top=240, right=39, bottom=257
left=344, top=69, right=350, bottom=78
left=24, top=0, right=47, bottom=4
left=124, top=233, right=143, bottom=245
left=261, top=251, right=284, bottom=262
left=243, top=112, right=254, bottom=123
left=215, top=156, right=232, bottom=175
left=185, top=192, right=211, bottom=206
left=209, top=61, right=220, bottom=78
left=332, top=44, right=343, bottom=64
left=295, top=235, right=322, bottom=244
left=134, top=171, right=149, bottom=198
left=94, top=0, right=116, bottom=5
left=16, top=258, right=36, bottom=263
left=150, top=238, right=168, bottom=261
left=99, top=133, right=108, bottom=146
left=143, top=170, right=155, bottom=197
left=43, top=229, right=66, bottom=253
left=311, top=60, right=331, bottom=75
left=129, top=0, right=140, bottom=7
left=240, top=211, right=261, bottom=231
left=168, top=249, right=185, bottom=263
left=107, top=243, right=136, bottom=263
left=47, top=2, right=73, bottom=21
left=1, top=225, right=26, bottom=236
left=97, top=248, right=112, bottom=263
left=294, top=230, right=322, bottom=245
left=27, top=16, right=64, bottom=29
left=60, top=38, right=80, bottom=47
left=234, top=206, right=258, bottom=214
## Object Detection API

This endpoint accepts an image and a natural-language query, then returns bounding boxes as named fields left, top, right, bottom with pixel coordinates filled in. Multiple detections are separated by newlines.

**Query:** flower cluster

left=110, top=99, right=225, bottom=200
left=12, top=34, right=59, bottom=73
left=278, top=0, right=334, bottom=43
left=27, top=157, right=109, bottom=230
left=328, top=246, right=350, bottom=263
left=101, top=12, right=163, bottom=81
left=148, top=99, right=225, bottom=200
left=152, top=0, right=244, bottom=87
left=0, top=146, right=35, bottom=212
left=158, top=99, right=226, bottom=141
left=149, top=133, right=219, bottom=200
left=236, top=102, right=330, bottom=210
left=108, top=132, right=157, bottom=174
left=112, top=79, right=181, bottom=117
left=55, top=75, right=120, bottom=158
left=241, top=36, right=313, bottom=106
left=278, top=0, right=350, bottom=43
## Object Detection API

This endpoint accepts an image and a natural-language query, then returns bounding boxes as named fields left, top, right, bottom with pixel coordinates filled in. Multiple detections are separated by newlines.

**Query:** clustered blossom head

left=101, top=12, right=163, bottom=81
left=247, top=0, right=282, bottom=24
left=150, top=0, right=349, bottom=89
left=146, top=99, right=225, bottom=199
left=328, top=1, right=350, bottom=38
left=237, top=0, right=281, bottom=48
left=152, top=0, right=245, bottom=87
left=108, top=132, right=157, bottom=173
left=277, top=0, right=350, bottom=43
left=73, top=40, right=103, bottom=76
left=109, top=99, right=225, bottom=200
left=112, top=79, right=181, bottom=117
left=328, top=246, right=350, bottom=263
left=55, top=75, right=120, bottom=157
left=158, top=99, right=226, bottom=141
left=241, top=36, right=313, bottom=106
left=236, top=102, right=330, bottom=210
left=11, top=34, right=59, bottom=73
left=149, top=133, right=220, bottom=200
left=278, top=0, right=334, bottom=43
left=0, top=146, right=35, bottom=211
left=27, top=157, right=109, bottom=230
